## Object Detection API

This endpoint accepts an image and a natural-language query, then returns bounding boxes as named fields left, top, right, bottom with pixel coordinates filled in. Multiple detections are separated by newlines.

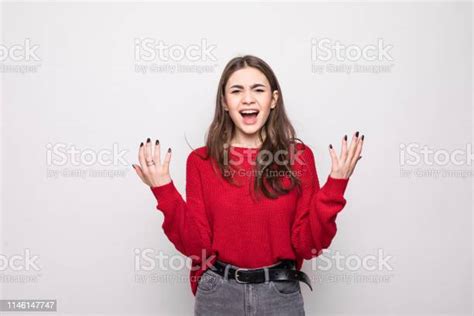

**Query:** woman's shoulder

left=289, top=141, right=316, bottom=174
left=291, top=141, right=315, bottom=158
left=186, top=146, right=210, bottom=164
left=190, top=146, right=208, bottom=155
left=292, top=141, right=310, bottom=151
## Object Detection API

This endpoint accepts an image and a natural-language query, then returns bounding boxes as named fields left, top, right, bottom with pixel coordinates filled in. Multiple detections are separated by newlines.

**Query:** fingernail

left=355, top=131, right=359, bottom=137
left=344, top=135, right=347, bottom=141
left=140, top=142, right=144, bottom=147
left=147, top=138, right=151, bottom=143
left=361, top=135, right=364, bottom=141
left=156, top=139, right=159, bottom=145
left=131, top=164, right=135, bottom=169
left=329, top=144, right=333, bottom=149
left=168, top=148, right=171, bottom=153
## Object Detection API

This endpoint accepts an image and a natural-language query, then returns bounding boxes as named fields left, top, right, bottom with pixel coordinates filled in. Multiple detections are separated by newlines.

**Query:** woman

left=133, top=55, right=364, bottom=315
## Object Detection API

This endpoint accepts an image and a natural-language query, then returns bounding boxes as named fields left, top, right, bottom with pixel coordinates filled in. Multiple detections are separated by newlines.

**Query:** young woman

left=133, top=55, right=364, bottom=315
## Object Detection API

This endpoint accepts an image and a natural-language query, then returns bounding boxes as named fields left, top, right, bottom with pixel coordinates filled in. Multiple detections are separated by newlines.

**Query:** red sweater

left=150, top=143, right=349, bottom=296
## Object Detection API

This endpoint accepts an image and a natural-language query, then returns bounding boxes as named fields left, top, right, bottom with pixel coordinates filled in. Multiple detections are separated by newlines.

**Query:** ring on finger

left=146, top=160, right=155, bottom=166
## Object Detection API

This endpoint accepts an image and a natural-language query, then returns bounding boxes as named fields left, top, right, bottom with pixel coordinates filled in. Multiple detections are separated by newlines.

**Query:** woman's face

left=222, top=67, right=279, bottom=139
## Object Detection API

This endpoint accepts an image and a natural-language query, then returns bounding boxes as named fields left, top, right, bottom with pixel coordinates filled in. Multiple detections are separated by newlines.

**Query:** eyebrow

left=229, top=83, right=266, bottom=90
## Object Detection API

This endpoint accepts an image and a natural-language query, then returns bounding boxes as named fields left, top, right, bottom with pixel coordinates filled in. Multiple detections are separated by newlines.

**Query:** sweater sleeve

left=291, top=145, right=349, bottom=259
left=149, top=151, right=212, bottom=261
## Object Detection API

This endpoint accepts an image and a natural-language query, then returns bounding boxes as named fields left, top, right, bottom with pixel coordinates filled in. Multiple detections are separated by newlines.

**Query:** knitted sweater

left=150, top=143, right=349, bottom=296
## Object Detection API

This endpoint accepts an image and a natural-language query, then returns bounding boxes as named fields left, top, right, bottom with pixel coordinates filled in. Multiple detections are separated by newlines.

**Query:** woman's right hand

left=132, top=138, right=172, bottom=188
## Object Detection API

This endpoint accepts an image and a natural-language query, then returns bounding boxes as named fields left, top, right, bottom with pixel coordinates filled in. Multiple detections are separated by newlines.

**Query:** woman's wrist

left=150, top=176, right=172, bottom=188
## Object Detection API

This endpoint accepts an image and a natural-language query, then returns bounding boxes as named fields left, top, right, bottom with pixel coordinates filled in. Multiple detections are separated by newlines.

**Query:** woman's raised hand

left=328, top=131, right=364, bottom=180
left=132, top=138, right=172, bottom=188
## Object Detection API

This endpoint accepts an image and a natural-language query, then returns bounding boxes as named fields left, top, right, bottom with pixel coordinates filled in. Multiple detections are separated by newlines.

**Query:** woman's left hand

left=328, top=131, right=365, bottom=180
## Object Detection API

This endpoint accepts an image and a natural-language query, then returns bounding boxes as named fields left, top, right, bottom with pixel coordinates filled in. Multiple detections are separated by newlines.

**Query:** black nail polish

left=361, top=135, right=364, bottom=141
left=168, top=148, right=171, bottom=153
left=140, top=142, right=144, bottom=147
left=132, top=164, right=135, bottom=169
left=355, top=131, right=359, bottom=137
left=156, top=139, right=159, bottom=145
left=329, top=144, right=333, bottom=149
left=147, top=138, right=151, bottom=143
left=344, top=135, right=347, bottom=141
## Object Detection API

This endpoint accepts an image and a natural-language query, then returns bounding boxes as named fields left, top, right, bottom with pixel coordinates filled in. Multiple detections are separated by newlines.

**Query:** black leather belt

left=209, top=260, right=313, bottom=291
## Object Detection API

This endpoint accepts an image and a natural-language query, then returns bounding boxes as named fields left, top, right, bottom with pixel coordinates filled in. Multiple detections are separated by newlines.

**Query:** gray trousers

left=194, top=263, right=305, bottom=316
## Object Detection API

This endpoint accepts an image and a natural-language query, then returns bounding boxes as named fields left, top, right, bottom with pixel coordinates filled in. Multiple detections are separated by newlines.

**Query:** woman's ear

left=221, top=95, right=228, bottom=111
left=271, top=90, right=279, bottom=109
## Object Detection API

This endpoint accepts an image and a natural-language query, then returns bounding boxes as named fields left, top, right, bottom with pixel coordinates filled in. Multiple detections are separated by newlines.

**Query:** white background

left=1, top=1, right=472, bottom=315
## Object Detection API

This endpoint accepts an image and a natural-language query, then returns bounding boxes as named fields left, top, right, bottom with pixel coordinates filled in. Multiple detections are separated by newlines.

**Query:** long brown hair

left=201, top=55, right=305, bottom=200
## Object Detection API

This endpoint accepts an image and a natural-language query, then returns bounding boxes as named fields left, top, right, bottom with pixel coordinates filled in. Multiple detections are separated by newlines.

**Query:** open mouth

left=239, top=109, right=260, bottom=125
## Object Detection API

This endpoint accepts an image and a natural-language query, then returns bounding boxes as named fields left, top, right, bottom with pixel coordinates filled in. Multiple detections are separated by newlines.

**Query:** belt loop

left=223, top=264, right=231, bottom=281
left=264, top=267, right=269, bottom=284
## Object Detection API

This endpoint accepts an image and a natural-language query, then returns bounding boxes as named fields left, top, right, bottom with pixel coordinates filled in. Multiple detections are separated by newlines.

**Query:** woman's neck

left=230, top=138, right=263, bottom=149
left=231, top=130, right=265, bottom=149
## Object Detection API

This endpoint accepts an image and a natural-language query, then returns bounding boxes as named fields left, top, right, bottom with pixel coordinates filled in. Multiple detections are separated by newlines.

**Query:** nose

left=242, top=90, right=255, bottom=104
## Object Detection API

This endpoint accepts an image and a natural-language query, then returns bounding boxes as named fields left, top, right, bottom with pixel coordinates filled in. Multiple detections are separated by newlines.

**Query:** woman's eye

left=231, top=91, right=240, bottom=94
left=256, top=89, right=264, bottom=93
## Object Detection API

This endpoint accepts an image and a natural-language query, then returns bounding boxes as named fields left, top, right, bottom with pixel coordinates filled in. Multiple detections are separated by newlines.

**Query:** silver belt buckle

left=234, top=267, right=250, bottom=283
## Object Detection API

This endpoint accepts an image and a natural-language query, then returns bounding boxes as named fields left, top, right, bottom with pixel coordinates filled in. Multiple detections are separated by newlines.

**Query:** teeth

left=240, top=110, right=259, bottom=114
